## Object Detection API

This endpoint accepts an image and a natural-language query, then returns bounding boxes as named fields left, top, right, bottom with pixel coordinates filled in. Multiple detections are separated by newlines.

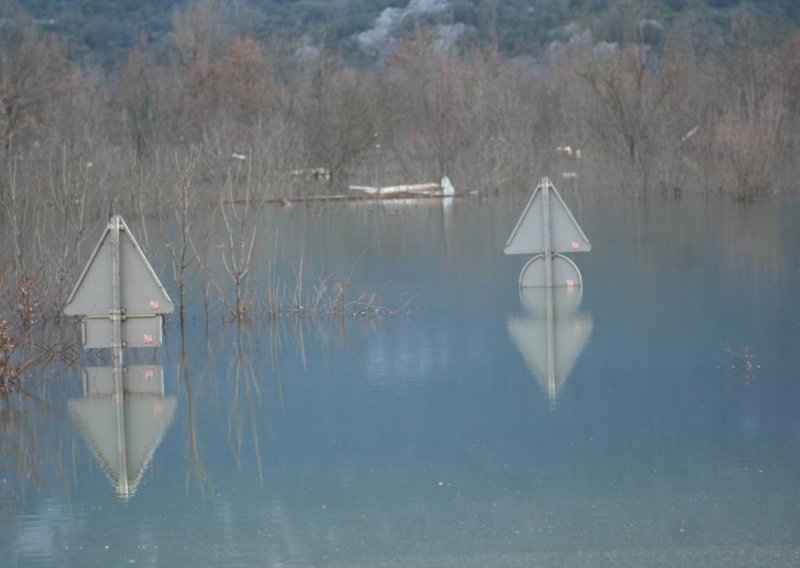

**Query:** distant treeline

left=0, top=0, right=796, bottom=209
left=16, top=0, right=800, bottom=67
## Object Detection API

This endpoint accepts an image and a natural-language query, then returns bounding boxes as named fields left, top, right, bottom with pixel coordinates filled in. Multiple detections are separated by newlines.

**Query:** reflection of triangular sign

left=83, top=366, right=165, bottom=396
left=504, top=177, right=591, bottom=255
left=507, top=288, right=593, bottom=401
left=64, top=216, right=174, bottom=316
left=69, top=394, right=176, bottom=500
left=508, top=314, right=593, bottom=401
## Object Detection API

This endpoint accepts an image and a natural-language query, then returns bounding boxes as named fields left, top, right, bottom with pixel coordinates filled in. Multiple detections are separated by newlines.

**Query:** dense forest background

left=17, top=0, right=800, bottom=68
left=1, top=0, right=799, bottom=215
left=2, top=0, right=798, bottom=201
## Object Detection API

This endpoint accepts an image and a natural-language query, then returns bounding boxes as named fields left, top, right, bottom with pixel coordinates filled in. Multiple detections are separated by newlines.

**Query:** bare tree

left=0, top=4, right=69, bottom=201
left=162, top=147, right=204, bottom=322
left=291, top=56, right=376, bottom=187
left=705, top=15, right=788, bottom=199
left=218, top=160, right=260, bottom=320
left=564, top=1, right=682, bottom=196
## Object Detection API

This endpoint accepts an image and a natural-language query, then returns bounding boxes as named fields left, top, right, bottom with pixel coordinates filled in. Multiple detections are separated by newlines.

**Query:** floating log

left=228, top=177, right=468, bottom=206
left=350, top=176, right=455, bottom=197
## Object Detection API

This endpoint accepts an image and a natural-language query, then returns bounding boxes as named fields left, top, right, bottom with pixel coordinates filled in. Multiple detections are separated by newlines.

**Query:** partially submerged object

left=505, top=177, right=593, bottom=401
left=349, top=176, right=455, bottom=198
left=64, top=215, right=175, bottom=500
left=64, top=215, right=174, bottom=350
left=504, top=176, right=590, bottom=288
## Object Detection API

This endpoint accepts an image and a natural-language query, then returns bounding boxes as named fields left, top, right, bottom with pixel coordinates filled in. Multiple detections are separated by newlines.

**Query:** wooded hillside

left=17, top=0, right=800, bottom=67
left=0, top=0, right=795, bottom=210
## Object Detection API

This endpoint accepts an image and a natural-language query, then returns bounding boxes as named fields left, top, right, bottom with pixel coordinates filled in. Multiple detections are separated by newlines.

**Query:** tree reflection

left=226, top=325, right=265, bottom=483
left=179, top=319, right=211, bottom=496
left=0, top=362, right=75, bottom=509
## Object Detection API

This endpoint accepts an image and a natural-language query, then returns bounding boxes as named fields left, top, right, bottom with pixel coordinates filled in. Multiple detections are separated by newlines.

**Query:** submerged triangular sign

left=504, top=177, right=591, bottom=255
left=64, top=216, right=174, bottom=317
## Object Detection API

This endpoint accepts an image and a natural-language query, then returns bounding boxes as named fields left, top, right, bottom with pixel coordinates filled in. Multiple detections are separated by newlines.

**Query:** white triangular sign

left=504, top=177, right=591, bottom=255
left=64, top=216, right=174, bottom=316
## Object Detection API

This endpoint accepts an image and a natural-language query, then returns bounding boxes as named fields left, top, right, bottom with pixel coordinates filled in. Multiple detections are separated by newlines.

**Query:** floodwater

left=1, top=193, right=800, bottom=567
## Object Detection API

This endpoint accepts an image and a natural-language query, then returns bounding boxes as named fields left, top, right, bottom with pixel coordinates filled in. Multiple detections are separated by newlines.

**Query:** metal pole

left=111, top=215, right=123, bottom=369
left=542, top=178, right=553, bottom=288
left=110, top=215, right=129, bottom=497
left=542, top=178, right=556, bottom=400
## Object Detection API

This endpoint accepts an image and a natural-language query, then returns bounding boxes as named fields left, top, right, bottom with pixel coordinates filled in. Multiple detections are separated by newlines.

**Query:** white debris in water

left=441, top=176, right=455, bottom=196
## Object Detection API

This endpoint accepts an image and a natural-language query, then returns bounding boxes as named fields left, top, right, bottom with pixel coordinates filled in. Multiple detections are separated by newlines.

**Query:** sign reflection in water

left=507, top=286, right=593, bottom=402
left=68, top=365, right=176, bottom=500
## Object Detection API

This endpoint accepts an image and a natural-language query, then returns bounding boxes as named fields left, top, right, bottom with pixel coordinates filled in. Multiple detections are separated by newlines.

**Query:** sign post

left=504, top=176, right=591, bottom=288
left=64, top=215, right=174, bottom=351
left=65, top=215, right=175, bottom=500
left=107, top=218, right=126, bottom=488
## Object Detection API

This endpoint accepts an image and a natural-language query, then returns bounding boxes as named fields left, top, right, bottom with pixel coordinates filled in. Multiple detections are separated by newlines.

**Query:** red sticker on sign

left=149, top=300, right=160, bottom=311
left=143, top=334, right=154, bottom=345
left=571, top=241, right=581, bottom=250
left=566, top=279, right=575, bottom=288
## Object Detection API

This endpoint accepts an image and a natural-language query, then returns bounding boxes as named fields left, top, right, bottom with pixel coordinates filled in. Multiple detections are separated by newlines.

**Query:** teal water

left=1, top=195, right=799, bottom=567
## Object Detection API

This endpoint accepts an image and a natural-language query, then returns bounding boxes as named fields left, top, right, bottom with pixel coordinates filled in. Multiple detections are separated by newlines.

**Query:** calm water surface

left=1, top=194, right=799, bottom=567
